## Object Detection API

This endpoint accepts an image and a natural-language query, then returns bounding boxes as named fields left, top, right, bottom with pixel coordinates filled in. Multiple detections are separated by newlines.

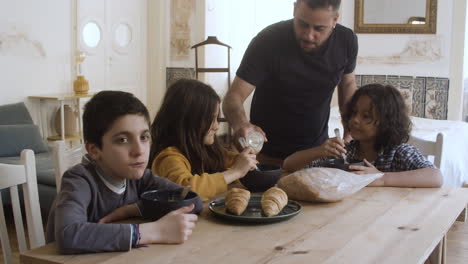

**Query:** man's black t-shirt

left=236, top=19, right=358, bottom=159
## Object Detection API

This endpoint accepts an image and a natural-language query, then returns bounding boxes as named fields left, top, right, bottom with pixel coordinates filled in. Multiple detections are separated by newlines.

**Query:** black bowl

left=240, top=164, right=281, bottom=193
left=321, top=158, right=365, bottom=171
left=140, top=189, right=203, bottom=221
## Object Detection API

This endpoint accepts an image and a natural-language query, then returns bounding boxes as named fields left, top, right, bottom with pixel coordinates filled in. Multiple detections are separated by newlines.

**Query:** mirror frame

left=354, top=0, right=437, bottom=34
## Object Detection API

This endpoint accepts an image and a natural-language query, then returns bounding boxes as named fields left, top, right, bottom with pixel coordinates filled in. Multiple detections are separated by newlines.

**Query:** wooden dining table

left=20, top=187, right=468, bottom=264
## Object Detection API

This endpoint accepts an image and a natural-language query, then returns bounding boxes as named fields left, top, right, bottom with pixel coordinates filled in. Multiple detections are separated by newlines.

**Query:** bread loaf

left=277, top=169, right=331, bottom=202
left=278, top=168, right=383, bottom=202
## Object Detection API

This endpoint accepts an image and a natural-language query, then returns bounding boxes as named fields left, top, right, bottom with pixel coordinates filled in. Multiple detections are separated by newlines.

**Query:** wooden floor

left=2, top=208, right=468, bottom=264
left=1, top=210, right=22, bottom=264
left=447, top=221, right=468, bottom=263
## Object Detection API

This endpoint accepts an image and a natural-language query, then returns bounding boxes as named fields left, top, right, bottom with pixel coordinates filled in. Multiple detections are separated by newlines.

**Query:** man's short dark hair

left=301, top=0, right=341, bottom=11
left=83, top=90, right=150, bottom=148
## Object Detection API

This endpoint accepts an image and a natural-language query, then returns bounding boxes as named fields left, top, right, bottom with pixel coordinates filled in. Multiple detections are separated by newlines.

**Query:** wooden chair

left=0, top=149, right=45, bottom=264
left=51, top=141, right=85, bottom=192
left=408, top=133, right=446, bottom=264
left=191, top=36, right=233, bottom=147
left=408, top=132, right=444, bottom=168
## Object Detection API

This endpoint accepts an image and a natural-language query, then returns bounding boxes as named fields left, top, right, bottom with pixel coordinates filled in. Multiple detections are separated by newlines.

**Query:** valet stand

left=191, top=36, right=233, bottom=147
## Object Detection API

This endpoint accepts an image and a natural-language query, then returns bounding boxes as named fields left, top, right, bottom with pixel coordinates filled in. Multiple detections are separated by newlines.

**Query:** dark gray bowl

left=321, top=158, right=365, bottom=171
left=140, top=189, right=203, bottom=221
left=240, top=164, right=281, bottom=193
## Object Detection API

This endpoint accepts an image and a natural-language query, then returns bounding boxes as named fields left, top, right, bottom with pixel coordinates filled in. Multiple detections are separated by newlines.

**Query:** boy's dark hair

left=300, top=0, right=341, bottom=11
left=83, top=90, right=150, bottom=148
left=150, top=79, right=224, bottom=174
left=342, top=83, right=412, bottom=151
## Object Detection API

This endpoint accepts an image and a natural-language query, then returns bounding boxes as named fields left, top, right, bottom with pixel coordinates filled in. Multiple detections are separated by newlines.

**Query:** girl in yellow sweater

left=150, top=79, right=257, bottom=201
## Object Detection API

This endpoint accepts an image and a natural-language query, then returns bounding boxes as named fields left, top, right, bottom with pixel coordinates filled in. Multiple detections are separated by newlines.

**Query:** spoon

left=179, top=185, right=191, bottom=201
left=334, top=128, right=348, bottom=164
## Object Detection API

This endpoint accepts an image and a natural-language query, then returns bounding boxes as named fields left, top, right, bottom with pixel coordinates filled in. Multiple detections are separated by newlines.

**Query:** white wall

left=147, top=0, right=206, bottom=117
left=201, top=0, right=295, bottom=124
left=203, top=0, right=295, bottom=97
left=464, top=1, right=468, bottom=121
left=449, top=0, right=467, bottom=121
left=147, top=0, right=168, bottom=118
left=1, top=0, right=150, bottom=133
left=462, top=0, right=468, bottom=122
left=0, top=0, right=73, bottom=109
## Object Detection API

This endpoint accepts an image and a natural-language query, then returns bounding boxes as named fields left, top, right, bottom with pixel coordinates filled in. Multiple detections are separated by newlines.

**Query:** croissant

left=261, top=187, right=288, bottom=217
left=225, top=188, right=251, bottom=215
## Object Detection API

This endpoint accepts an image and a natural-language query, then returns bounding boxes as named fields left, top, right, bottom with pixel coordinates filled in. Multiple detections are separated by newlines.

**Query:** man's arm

left=223, top=76, right=266, bottom=142
left=337, top=72, right=357, bottom=141
left=223, top=76, right=255, bottom=132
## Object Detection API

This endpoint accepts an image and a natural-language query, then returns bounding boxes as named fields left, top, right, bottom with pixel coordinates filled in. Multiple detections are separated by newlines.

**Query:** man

left=223, top=0, right=357, bottom=166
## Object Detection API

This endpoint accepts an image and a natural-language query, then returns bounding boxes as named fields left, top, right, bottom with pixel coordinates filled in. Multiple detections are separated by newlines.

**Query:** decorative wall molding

left=356, top=75, right=449, bottom=120
left=358, top=37, right=442, bottom=65
left=0, top=32, right=46, bottom=58
left=170, top=0, right=195, bottom=62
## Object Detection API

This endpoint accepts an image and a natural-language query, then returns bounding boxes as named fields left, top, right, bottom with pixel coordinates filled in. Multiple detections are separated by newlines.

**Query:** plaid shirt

left=309, top=140, right=435, bottom=172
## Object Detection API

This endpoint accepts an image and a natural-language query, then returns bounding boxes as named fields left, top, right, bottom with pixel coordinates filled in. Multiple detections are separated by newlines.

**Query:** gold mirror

left=354, top=0, right=437, bottom=34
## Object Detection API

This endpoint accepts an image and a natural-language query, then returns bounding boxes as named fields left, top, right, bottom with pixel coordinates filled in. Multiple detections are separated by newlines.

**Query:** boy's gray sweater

left=46, top=156, right=181, bottom=254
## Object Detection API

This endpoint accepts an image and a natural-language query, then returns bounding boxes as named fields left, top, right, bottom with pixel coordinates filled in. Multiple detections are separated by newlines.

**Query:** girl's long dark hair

left=342, top=83, right=412, bottom=151
left=150, top=79, right=225, bottom=174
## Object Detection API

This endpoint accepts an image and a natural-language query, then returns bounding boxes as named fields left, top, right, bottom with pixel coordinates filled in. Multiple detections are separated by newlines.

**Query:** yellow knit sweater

left=151, top=146, right=239, bottom=201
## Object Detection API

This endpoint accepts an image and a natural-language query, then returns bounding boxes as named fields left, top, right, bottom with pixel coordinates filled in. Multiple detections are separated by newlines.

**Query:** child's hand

left=350, top=159, right=382, bottom=174
left=233, top=148, right=257, bottom=173
left=139, top=204, right=198, bottom=244
left=318, top=137, right=346, bottom=158
left=98, top=203, right=141, bottom=223
left=223, top=148, right=257, bottom=184
left=366, top=177, right=385, bottom=187
left=350, top=160, right=385, bottom=186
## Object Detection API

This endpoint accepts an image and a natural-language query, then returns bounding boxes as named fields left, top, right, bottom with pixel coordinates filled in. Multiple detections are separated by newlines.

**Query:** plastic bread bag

left=277, top=167, right=383, bottom=202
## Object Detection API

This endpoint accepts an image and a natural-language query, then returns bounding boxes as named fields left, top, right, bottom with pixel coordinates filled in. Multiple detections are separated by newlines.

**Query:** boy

left=46, top=91, right=199, bottom=254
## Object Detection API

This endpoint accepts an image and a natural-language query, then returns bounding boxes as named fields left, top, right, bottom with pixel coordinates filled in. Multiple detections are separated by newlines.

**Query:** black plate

left=208, top=194, right=301, bottom=223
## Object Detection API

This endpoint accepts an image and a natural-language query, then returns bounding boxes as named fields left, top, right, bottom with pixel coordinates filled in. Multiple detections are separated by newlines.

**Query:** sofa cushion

left=35, top=152, right=56, bottom=187
left=1, top=152, right=57, bottom=211
left=0, top=124, right=48, bottom=157
left=0, top=152, right=56, bottom=186
left=0, top=102, right=34, bottom=125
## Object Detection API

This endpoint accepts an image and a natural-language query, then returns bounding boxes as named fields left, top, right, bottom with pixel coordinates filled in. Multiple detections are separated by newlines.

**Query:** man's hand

left=233, top=122, right=267, bottom=151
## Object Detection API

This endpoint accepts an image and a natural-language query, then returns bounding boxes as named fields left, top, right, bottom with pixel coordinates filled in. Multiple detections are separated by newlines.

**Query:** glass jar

left=239, top=131, right=264, bottom=153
